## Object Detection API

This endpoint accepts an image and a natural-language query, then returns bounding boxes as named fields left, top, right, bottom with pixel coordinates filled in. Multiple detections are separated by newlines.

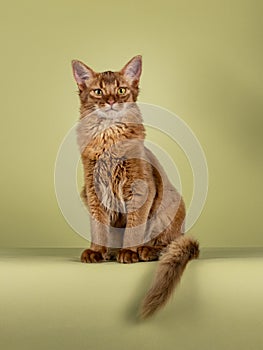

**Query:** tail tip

left=139, top=301, right=158, bottom=320
left=188, top=237, right=200, bottom=260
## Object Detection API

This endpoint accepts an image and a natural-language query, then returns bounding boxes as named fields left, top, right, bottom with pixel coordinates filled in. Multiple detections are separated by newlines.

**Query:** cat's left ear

left=72, top=60, right=95, bottom=90
left=121, top=55, right=142, bottom=86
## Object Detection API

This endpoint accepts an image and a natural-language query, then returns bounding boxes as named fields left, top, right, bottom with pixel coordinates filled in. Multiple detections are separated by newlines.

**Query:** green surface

left=1, top=249, right=263, bottom=350
left=1, top=0, right=263, bottom=248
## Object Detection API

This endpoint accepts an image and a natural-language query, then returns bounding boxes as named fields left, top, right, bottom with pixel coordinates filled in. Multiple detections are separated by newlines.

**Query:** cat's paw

left=81, top=249, right=103, bottom=263
left=137, top=246, right=162, bottom=261
left=117, top=249, right=139, bottom=264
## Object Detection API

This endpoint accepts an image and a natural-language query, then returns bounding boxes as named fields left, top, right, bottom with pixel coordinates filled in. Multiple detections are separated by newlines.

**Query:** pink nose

left=108, top=100, right=115, bottom=106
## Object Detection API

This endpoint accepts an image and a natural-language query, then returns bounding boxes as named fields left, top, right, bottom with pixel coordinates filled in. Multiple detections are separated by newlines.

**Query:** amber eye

left=117, top=87, right=126, bottom=95
left=94, top=89, right=103, bottom=96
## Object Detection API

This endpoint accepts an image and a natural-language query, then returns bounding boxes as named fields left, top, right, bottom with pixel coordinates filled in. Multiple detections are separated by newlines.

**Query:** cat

left=72, top=55, right=199, bottom=318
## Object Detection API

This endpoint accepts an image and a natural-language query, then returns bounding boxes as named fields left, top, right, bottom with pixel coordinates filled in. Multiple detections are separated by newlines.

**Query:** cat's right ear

left=71, top=60, right=94, bottom=90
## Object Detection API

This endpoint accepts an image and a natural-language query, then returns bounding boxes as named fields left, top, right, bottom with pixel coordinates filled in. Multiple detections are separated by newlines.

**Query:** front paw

left=81, top=249, right=103, bottom=263
left=117, top=249, right=139, bottom=264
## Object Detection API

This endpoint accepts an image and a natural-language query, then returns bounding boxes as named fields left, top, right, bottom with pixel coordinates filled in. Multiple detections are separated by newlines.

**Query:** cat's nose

left=107, top=99, right=115, bottom=106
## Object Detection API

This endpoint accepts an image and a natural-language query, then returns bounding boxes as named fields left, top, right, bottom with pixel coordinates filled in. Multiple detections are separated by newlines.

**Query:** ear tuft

left=121, top=55, right=142, bottom=84
left=71, top=60, right=94, bottom=87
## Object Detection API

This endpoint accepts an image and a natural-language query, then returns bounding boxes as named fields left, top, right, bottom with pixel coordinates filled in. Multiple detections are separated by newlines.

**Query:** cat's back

left=144, top=146, right=175, bottom=190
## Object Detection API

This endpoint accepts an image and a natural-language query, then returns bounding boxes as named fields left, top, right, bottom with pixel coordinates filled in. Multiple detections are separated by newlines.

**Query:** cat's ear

left=121, top=55, right=142, bottom=85
left=72, top=60, right=95, bottom=90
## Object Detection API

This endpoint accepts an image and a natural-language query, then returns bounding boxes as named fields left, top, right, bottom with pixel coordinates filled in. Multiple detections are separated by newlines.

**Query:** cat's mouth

left=96, top=107, right=120, bottom=119
left=104, top=106, right=118, bottom=112
left=95, top=103, right=127, bottom=119
left=103, top=103, right=124, bottom=114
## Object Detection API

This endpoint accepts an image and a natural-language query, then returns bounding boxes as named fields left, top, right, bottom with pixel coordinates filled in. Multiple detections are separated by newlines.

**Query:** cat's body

left=72, top=56, right=199, bottom=318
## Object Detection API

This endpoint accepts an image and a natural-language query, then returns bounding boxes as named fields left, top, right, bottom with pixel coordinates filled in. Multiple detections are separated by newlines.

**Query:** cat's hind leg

left=116, top=245, right=164, bottom=263
left=137, top=245, right=164, bottom=261
left=81, top=249, right=103, bottom=263
left=81, top=243, right=110, bottom=263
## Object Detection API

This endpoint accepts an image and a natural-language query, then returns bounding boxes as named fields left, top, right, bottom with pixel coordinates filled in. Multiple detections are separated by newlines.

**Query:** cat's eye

left=94, top=89, right=103, bottom=96
left=117, top=87, right=126, bottom=95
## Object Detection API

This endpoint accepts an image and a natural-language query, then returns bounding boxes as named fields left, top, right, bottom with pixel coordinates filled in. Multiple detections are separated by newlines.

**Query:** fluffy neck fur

left=77, top=102, right=145, bottom=155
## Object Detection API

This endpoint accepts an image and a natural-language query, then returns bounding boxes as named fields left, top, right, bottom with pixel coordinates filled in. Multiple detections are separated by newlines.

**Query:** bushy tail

left=140, top=235, right=199, bottom=319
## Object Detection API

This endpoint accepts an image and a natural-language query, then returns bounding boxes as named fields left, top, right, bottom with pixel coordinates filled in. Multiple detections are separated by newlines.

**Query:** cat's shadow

left=124, top=261, right=201, bottom=325
left=68, top=256, right=155, bottom=323
left=124, top=262, right=157, bottom=324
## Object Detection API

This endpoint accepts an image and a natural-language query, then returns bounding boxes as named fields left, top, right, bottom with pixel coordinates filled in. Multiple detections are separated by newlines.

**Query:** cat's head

left=72, top=56, right=142, bottom=118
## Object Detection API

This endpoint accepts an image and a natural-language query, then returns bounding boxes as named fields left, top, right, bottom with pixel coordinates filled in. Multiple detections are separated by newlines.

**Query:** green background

left=1, top=0, right=262, bottom=249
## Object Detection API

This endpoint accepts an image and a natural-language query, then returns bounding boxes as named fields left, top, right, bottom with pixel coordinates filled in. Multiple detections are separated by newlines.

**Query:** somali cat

left=72, top=55, right=199, bottom=318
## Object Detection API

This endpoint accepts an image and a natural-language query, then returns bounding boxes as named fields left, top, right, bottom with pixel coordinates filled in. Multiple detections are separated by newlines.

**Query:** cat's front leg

left=117, top=211, right=147, bottom=263
left=81, top=210, right=111, bottom=263
left=116, top=248, right=140, bottom=263
left=122, top=181, right=156, bottom=249
left=117, top=188, right=156, bottom=264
